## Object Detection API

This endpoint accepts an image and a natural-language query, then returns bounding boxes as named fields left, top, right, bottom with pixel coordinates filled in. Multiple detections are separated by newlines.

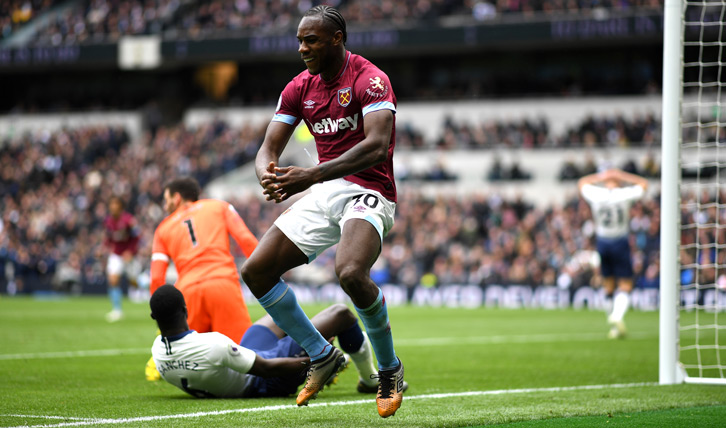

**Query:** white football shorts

left=106, top=253, right=141, bottom=278
left=274, top=178, right=396, bottom=262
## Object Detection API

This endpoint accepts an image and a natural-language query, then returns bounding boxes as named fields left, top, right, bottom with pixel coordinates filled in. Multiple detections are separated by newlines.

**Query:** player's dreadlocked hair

left=303, top=5, right=347, bottom=44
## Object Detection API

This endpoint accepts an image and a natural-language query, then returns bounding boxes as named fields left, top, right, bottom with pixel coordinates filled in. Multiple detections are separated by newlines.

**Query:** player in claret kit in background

left=104, top=195, right=141, bottom=322
left=578, top=168, right=648, bottom=339
left=239, top=5, right=404, bottom=418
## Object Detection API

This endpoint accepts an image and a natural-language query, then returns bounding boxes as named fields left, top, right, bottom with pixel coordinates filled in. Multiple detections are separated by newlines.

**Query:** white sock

left=609, top=291, right=630, bottom=323
left=348, top=333, right=377, bottom=386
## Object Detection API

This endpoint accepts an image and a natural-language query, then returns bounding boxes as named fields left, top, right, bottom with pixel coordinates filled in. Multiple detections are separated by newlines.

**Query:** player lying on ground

left=150, top=285, right=408, bottom=398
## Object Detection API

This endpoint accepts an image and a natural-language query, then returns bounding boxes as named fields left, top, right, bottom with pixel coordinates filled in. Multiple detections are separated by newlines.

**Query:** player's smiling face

left=297, top=16, right=343, bottom=79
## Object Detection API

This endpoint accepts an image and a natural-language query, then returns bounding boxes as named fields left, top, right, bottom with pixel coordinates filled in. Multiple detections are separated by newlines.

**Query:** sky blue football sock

left=257, top=280, right=331, bottom=361
left=109, top=286, right=122, bottom=311
left=355, top=288, right=398, bottom=370
left=337, top=321, right=365, bottom=354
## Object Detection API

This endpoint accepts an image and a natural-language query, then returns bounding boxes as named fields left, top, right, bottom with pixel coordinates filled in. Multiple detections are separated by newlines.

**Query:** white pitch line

left=0, top=348, right=150, bottom=361
left=1, top=416, right=92, bottom=421
left=5, top=382, right=657, bottom=428
left=0, top=331, right=655, bottom=361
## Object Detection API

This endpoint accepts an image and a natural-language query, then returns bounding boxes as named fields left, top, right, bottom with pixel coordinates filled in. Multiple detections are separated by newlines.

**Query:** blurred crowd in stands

left=680, top=189, right=726, bottom=294
left=398, top=112, right=661, bottom=150
left=0, top=120, right=264, bottom=294
left=1, top=0, right=59, bottom=39
left=5, top=0, right=665, bottom=47
left=0, top=113, right=672, bottom=297
left=557, top=152, right=660, bottom=181
left=32, top=0, right=181, bottom=46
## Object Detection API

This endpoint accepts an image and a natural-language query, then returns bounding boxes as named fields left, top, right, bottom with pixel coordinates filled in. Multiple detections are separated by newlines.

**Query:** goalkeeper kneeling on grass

left=149, top=285, right=408, bottom=398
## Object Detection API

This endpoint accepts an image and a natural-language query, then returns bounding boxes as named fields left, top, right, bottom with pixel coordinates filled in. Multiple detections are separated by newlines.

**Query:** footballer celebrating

left=240, top=5, right=404, bottom=418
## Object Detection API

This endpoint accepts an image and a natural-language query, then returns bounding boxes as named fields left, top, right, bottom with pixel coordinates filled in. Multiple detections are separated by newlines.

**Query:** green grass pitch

left=1, top=296, right=724, bottom=427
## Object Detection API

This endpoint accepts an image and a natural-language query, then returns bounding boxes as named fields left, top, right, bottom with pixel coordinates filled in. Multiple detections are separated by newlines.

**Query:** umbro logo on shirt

left=304, top=100, right=315, bottom=109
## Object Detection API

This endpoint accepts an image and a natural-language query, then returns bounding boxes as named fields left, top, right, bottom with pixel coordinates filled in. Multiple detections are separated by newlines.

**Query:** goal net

left=661, top=0, right=726, bottom=385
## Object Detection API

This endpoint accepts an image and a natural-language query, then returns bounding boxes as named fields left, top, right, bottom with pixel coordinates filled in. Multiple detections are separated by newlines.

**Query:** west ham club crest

left=338, top=87, right=352, bottom=107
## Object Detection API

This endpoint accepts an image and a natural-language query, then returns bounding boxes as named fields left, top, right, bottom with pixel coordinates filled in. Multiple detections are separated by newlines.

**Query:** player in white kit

left=150, top=285, right=403, bottom=398
left=578, top=168, right=648, bottom=338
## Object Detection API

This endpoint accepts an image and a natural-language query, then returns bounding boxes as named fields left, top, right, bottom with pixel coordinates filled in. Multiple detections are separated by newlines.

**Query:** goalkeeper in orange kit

left=145, top=177, right=258, bottom=380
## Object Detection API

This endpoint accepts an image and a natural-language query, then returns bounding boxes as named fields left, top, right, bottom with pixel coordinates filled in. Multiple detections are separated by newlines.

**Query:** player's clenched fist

left=260, top=161, right=283, bottom=203
left=271, top=165, right=319, bottom=202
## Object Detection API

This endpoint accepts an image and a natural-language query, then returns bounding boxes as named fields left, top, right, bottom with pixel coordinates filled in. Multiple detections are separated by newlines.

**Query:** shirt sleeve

left=127, top=215, right=140, bottom=253
left=224, top=202, right=258, bottom=258
left=150, top=227, right=170, bottom=293
left=354, top=67, right=396, bottom=117
left=103, top=217, right=113, bottom=247
left=580, top=184, right=605, bottom=204
left=207, top=333, right=257, bottom=374
left=622, top=185, right=645, bottom=201
left=271, top=79, right=302, bottom=126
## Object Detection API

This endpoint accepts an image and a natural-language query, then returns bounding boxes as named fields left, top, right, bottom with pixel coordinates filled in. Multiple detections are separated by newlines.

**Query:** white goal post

left=660, top=0, right=726, bottom=385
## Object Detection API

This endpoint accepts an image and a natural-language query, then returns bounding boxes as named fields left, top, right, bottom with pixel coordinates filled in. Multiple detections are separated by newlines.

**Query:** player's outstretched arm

left=149, top=230, right=169, bottom=294
left=224, top=204, right=258, bottom=257
left=270, top=110, right=393, bottom=202
left=256, top=121, right=296, bottom=203
left=248, top=355, right=311, bottom=378
left=149, top=258, right=169, bottom=294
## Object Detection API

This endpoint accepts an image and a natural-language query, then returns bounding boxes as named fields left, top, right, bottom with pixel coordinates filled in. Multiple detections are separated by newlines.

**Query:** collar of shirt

left=319, top=51, right=351, bottom=87
left=162, top=330, right=195, bottom=343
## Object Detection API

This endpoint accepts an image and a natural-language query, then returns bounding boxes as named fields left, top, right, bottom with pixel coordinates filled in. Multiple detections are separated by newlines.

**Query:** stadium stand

left=6, top=0, right=666, bottom=47
left=0, top=0, right=61, bottom=40
left=0, top=119, right=265, bottom=294
left=0, top=0, right=676, bottom=304
left=394, top=112, right=660, bottom=149
left=0, top=107, right=667, bottom=297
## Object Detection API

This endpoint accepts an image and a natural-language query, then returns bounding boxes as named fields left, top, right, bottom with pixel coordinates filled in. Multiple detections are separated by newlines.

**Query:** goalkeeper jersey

left=151, top=330, right=257, bottom=398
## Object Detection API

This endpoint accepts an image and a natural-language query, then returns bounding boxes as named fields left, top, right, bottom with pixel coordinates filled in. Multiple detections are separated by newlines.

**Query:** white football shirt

left=581, top=184, right=644, bottom=239
left=151, top=331, right=257, bottom=398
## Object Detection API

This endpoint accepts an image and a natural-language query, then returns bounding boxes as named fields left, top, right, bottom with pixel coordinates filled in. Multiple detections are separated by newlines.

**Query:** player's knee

left=239, top=261, right=252, bottom=283
left=336, top=264, right=368, bottom=292
left=240, top=260, right=265, bottom=287
left=328, top=303, right=356, bottom=324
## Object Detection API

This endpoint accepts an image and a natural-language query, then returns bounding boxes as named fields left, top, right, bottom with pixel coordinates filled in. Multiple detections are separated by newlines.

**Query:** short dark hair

left=303, top=5, right=347, bottom=44
left=164, top=177, right=201, bottom=202
left=150, top=285, right=187, bottom=330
